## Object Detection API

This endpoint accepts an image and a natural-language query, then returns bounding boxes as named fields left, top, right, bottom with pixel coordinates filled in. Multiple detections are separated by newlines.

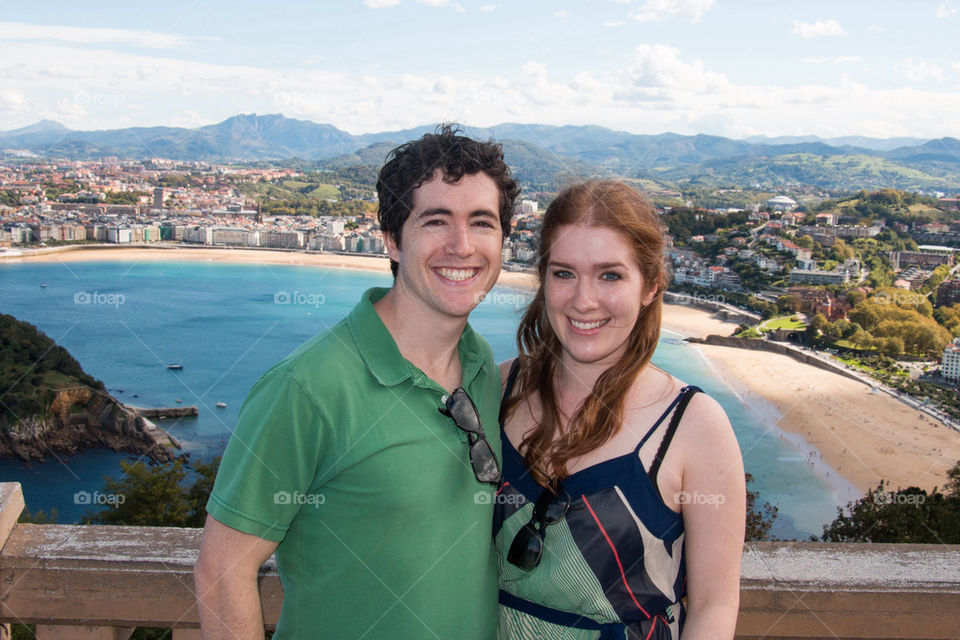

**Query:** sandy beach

left=2, top=244, right=540, bottom=289
left=7, top=244, right=960, bottom=496
left=661, top=301, right=960, bottom=495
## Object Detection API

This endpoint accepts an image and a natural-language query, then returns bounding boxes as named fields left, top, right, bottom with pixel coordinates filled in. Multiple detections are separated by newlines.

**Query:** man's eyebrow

left=415, top=208, right=498, bottom=219
left=416, top=207, right=452, bottom=219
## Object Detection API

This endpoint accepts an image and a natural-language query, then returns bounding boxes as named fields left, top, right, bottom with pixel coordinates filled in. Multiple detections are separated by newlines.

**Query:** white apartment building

left=942, top=339, right=960, bottom=381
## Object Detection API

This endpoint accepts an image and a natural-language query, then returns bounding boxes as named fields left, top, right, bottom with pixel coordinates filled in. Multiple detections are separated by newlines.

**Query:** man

left=194, top=125, right=520, bottom=639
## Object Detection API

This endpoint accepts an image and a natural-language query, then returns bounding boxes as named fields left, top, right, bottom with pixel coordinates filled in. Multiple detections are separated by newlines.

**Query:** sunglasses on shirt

left=507, top=486, right=572, bottom=570
left=439, top=387, right=502, bottom=485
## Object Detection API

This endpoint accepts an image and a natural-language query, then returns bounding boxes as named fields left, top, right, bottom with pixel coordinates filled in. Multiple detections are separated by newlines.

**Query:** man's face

left=385, top=170, right=503, bottom=323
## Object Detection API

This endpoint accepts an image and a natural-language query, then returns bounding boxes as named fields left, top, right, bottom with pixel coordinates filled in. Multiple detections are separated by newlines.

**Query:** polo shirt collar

left=349, top=287, right=487, bottom=390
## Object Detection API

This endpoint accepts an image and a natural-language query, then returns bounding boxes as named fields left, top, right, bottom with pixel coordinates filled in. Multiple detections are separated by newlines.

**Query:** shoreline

left=7, top=244, right=959, bottom=495
left=1, top=243, right=541, bottom=290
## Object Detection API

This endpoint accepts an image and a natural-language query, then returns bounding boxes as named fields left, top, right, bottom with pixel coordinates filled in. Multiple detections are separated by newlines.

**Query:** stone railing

left=1, top=483, right=958, bottom=639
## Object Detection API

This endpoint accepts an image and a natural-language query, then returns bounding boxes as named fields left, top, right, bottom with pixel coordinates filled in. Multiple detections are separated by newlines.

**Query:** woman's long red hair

left=504, top=181, right=668, bottom=489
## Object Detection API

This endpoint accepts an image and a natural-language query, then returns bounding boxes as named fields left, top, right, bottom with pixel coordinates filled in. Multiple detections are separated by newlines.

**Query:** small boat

left=40, top=283, right=47, bottom=288
left=216, top=401, right=227, bottom=408
left=167, top=363, right=183, bottom=370
left=176, top=398, right=182, bottom=404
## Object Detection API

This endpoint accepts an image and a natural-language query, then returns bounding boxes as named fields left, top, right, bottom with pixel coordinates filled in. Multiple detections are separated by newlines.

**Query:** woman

left=495, top=181, right=745, bottom=639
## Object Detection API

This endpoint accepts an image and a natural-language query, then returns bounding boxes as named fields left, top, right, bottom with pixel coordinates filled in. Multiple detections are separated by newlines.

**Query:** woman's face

left=544, top=223, right=657, bottom=368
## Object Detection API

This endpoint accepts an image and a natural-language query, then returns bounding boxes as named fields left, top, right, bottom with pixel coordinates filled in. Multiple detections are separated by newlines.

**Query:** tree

left=745, top=472, right=779, bottom=541
left=819, top=462, right=960, bottom=543
left=82, top=456, right=220, bottom=527
left=777, top=295, right=801, bottom=314
left=810, top=313, right=829, bottom=334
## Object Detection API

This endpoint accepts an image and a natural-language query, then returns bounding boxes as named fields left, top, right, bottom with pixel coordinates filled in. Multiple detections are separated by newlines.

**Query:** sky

left=1, top=0, right=959, bottom=140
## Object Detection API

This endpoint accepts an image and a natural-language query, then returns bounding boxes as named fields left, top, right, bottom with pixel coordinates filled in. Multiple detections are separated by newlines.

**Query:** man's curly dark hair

left=377, top=123, right=521, bottom=276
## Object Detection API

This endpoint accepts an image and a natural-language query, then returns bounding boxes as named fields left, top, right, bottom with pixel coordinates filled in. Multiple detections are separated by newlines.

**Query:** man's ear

left=384, top=231, right=400, bottom=262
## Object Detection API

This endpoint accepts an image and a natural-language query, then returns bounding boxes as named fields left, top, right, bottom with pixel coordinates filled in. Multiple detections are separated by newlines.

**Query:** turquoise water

left=0, top=259, right=847, bottom=537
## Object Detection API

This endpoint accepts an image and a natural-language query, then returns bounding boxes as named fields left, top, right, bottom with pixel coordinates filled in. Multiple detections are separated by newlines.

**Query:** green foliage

left=81, top=456, right=220, bottom=527
left=920, top=264, right=952, bottom=296
left=845, top=293, right=951, bottom=357
left=0, top=313, right=104, bottom=422
left=745, top=472, right=778, bottom=541
left=0, top=189, right=21, bottom=207
left=933, top=303, right=960, bottom=336
left=819, top=462, right=960, bottom=543
left=104, top=190, right=150, bottom=205
left=662, top=208, right=750, bottom=244
left=18, top=507, right=59, bottom=524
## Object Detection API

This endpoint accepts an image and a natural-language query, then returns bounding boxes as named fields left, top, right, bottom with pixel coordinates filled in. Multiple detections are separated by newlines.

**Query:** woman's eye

left=552, top=270, right=573, bottom=279
left=600, top=272, right=623, bottom=281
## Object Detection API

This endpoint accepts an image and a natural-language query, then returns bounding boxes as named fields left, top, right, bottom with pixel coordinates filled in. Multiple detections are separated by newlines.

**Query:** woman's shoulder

left=645, top=372, right=730, bottom=435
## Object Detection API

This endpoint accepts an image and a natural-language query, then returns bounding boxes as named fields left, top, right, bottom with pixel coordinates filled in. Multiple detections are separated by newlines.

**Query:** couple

left=194, top=127, right=745, bottom=639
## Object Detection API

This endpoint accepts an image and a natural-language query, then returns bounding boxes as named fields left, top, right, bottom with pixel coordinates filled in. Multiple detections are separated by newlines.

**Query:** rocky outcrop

left=0, top=386, right=173, bottom=463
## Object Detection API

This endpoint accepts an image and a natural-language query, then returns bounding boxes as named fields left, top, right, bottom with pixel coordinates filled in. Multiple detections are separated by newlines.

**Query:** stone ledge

left=1, top=483, right=958, bottom=638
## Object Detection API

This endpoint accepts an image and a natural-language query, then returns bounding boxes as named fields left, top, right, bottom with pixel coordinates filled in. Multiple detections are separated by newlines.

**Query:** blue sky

left=1, top=0, right=959, bottom=139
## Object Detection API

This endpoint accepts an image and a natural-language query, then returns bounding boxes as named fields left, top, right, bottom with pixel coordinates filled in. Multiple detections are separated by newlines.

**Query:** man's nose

left=448, top=221, right=476, bottom=257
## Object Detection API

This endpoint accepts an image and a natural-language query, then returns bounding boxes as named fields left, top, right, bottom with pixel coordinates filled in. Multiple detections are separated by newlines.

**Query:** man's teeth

left=437, top=268, right=477, bottom=281
left=570, top=318, right=607, bottom=330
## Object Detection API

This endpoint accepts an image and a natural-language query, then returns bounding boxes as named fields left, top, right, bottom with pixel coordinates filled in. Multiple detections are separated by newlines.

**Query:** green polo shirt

left=207, top=287, right=502, bottom=640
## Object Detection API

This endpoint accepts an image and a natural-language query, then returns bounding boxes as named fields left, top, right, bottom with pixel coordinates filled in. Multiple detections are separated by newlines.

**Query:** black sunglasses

left=439, top=388, right=502, bottom=485
left=507, top=486, right=572, bottom=570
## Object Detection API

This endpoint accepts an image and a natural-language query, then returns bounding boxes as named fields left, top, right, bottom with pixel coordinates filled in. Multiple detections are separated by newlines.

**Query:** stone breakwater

left=0, top=387, right=174, bottom=464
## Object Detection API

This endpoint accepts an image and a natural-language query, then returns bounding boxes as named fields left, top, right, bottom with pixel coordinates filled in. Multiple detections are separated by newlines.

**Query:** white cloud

left=365, top=0, right=448, bottom=6
left=479, top=4, right=497, bottom=11
left=936, top=1, right=957, bottom=18
left=801, top=56, right=860, bottom=64
left=2, top=34, right=960, bottom=141
left=895, top=58, right=944, bottom=82
left=625, top=44, right=728, bottom=93
left=629, top=0, right=715, bottom=22
left=605, top=20, right=627, bottom=27
left=0, top=21, right=191, bottom=49
left=792, top=19, right=845, bottom=38
left=554, top=9, right=569, bottom=18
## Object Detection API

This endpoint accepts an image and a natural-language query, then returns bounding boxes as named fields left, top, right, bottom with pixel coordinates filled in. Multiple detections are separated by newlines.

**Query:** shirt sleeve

left=206, top=367, right=329, bottom=542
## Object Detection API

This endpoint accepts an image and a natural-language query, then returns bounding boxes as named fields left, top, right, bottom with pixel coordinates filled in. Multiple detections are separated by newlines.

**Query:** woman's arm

left=675, top=394, right=746, bottom=640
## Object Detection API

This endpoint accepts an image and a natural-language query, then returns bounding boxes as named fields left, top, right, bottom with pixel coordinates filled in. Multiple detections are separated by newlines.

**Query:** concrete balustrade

left=1, top=483, right=957, bottom=639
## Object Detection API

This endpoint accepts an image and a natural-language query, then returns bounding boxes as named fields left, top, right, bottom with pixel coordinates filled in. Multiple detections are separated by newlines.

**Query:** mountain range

left=2, top=114, right=959, bottom=192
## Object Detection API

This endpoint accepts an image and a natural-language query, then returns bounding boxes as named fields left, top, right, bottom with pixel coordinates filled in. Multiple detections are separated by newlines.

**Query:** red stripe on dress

left=644, top=615, right=658, bottom=640
left=581, top=494, right=651, bottom=619
left=496, top=482, right=510, bottom=496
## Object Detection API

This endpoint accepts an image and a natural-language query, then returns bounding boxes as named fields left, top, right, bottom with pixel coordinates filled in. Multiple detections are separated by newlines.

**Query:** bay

left=0, top=259, right=847, bottom=537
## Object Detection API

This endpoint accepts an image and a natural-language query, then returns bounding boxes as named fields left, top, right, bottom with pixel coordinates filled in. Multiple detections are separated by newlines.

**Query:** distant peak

left=1, top=119, right=70, bottom=136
